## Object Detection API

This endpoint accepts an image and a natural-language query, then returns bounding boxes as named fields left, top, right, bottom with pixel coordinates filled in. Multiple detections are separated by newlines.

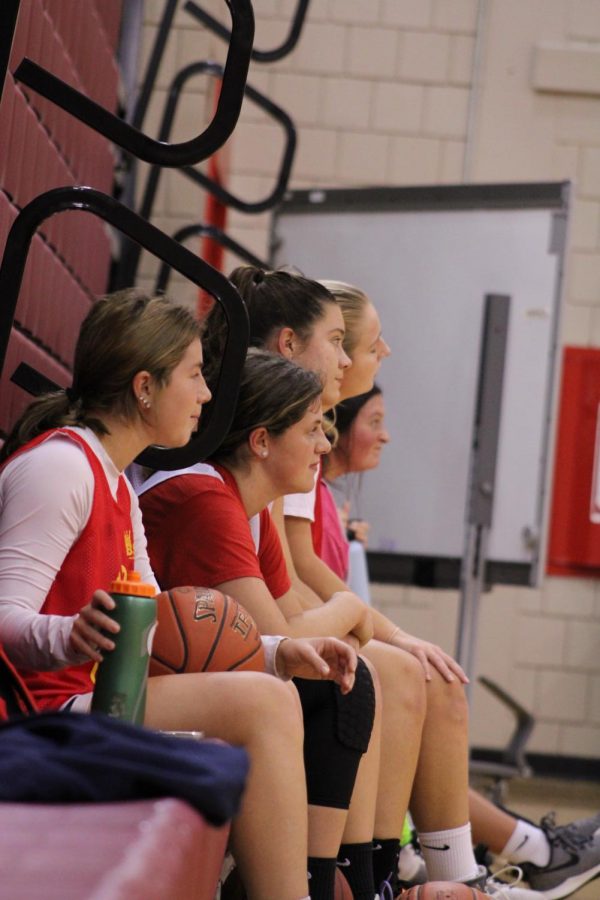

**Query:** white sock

left=417, top=823, right=479, bottom=882
left=501, top=819, right=551, bottom=867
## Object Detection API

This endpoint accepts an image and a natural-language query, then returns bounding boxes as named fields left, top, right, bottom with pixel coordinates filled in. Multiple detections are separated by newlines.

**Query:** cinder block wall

left=138, top=0, right=600, bottom=762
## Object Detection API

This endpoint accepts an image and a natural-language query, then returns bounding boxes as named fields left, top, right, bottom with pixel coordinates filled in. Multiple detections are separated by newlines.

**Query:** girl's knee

left=385, top=647, right=427, bottom=717
left=248, top=673, right=304, bottom=739
left=426, top=671, right=469, bottom=727
left=396, top=652, right=427, bottom=719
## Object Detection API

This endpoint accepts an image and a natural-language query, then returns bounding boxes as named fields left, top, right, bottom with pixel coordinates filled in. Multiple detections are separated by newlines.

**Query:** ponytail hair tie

left=252, top=269, right=265, bottom=286
left=65, top=387, right=79, bottom=403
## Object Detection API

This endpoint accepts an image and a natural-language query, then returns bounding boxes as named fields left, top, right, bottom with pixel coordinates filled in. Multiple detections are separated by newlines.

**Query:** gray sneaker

left=520, top=812, right=600, bottom=899
left=567, top=809, right=600, bottom=836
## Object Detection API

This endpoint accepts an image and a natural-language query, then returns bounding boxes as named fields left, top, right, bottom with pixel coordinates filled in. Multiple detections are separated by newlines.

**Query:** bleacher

left=0, top=2, right=250, bottom=895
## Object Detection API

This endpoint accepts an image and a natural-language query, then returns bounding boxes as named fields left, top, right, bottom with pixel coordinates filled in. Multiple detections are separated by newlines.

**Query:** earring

left=261, top=450, right=268, bottom=458
left=139, top=396, right=151, bottom=409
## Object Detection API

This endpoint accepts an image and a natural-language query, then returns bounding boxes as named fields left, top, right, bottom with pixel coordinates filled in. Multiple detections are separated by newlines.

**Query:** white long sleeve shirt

left=0, top=427, right=284, bottom=680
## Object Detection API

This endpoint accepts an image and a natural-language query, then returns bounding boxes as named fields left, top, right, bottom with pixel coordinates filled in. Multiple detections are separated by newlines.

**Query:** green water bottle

left=91, top=569, right=157, bottom=724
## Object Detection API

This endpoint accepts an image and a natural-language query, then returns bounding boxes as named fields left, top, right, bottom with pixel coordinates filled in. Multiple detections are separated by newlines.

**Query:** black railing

left=13, top=0, right=255, bottom=166
left=1, top=0, right=313, bottom=464
left=185, top=0, right=310, bottom=63
left=118, top=59, right=296, bottom=287
left=155, top=223, right=267, bottom=294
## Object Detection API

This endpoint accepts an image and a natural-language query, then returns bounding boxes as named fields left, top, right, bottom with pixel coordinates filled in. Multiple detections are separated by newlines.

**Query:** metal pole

left=456, top=294, right=510, bottom=696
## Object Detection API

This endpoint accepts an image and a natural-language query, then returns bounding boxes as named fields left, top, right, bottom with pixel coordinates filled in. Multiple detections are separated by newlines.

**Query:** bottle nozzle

left=110, top=569, right=156, bottom=597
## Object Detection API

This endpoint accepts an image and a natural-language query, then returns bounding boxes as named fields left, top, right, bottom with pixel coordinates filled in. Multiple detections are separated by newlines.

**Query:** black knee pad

left=294, top=658, right=376, bottom=809
left=334, top=657, right=376, bottom=753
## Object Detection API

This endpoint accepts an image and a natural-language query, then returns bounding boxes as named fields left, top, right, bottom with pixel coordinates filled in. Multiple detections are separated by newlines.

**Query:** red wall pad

left=0, top=79, right=15, bottom=186
left=547, top=346, right=600, bottom=576
left=0, top=329, right=72, bottom=436
left=0, top=798, right=229, bottom=900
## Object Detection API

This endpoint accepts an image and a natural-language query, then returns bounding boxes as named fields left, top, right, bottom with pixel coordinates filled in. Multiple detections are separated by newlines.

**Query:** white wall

left=138, top=0, right=600, bottom=760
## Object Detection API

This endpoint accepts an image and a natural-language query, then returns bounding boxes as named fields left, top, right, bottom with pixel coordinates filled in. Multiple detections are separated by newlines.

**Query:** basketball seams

left=151, top=589, right=189, bottom=674
left=201, top=591, right=229, bottom=672
left=226, top=641, right=262, bottom=671
left=398, top=884, right=483, bottom=898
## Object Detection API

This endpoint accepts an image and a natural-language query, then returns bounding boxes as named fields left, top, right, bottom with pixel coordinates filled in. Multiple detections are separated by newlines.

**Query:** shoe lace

left=485, top=864, right=526, bottom=898
left=541, top=812, right=593, bottom=852
left=377, top=878, right=395, bottom=900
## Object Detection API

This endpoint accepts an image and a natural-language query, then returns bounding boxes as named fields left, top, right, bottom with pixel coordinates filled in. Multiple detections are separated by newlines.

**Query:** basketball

left=334, top=867, right=354, bottom=899
left=149, top=586, right=266, bottom=676
left=398, top=883, right=487, bottom=899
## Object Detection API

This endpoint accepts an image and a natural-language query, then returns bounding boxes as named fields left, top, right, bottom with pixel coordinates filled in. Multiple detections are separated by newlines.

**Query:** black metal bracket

left=180, top=63, right=296, bottom=214
left=131, top=0, right=178, bottom=130
left=118, top=60, right=295, bottom=286
left=10, top=361, right=59, bottom=398
left=155, top=223, right=268, bottom=294
left=185, top=0, right=310, bottom=63
left=13, top=0, right=255, bottom=166
left=140, top=60, right=296, bottom=219
left=470, top=675, right=534, bottom=802
left=0, top=186, right=249, bottom=468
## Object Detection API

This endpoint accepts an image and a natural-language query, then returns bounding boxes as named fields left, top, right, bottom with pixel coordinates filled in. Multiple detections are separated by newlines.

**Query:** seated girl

left=137, top=349, right=381, bottom=900
left=0, top=288, right=360, bottom=900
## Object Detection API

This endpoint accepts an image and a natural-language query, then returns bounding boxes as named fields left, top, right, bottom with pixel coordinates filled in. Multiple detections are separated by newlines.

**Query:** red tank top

left=2, top=429, right=134, bottom=709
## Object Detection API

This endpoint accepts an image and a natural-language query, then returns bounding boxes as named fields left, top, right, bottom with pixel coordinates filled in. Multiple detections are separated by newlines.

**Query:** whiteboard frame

left=271, top=182, right=570, bottom=588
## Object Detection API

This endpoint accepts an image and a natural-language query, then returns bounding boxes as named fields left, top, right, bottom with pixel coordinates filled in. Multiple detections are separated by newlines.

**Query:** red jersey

left=139, top=463, right=291, bottom=600
left=2, top=429, right=133, bottom=709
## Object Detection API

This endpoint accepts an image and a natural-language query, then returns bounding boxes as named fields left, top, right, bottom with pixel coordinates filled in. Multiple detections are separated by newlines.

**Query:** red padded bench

left=0, top=798, right=229, bottom=899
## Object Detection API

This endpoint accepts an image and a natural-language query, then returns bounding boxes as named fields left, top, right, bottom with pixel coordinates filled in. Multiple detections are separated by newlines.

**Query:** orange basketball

left=149, top=586, right=265, bottom=676
left=334, top=867, right=354, bottom=899
left=398, top=884, right=487, bottom=899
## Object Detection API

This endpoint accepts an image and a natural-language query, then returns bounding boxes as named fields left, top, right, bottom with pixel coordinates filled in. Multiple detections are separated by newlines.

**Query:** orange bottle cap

left=110, top=568, right=156, bottom=598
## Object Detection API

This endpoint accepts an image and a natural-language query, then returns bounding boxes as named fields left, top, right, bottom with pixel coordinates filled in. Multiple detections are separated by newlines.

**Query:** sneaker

left=520, top=812, right=600, bottom=899
left=466, top=864, right=545, bottom=898
left=397, top=838, right=427, bottom=887
left=564, top=809, right=600, bottom=837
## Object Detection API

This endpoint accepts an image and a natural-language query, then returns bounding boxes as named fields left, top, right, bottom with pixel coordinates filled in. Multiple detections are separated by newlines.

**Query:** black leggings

left=293, top=657, right=376, bottom=810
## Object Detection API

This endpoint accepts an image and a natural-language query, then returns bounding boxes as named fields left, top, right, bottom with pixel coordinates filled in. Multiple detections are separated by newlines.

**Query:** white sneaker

left=397, top=840, right=427, bottom=886
left=468, top=864, right=545, bottom=898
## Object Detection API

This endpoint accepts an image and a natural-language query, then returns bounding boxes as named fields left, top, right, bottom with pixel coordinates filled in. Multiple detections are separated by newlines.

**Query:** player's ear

left=132, top=371, right=153, bottom=409
left=248, top=427, right=269, bottom=460
left=276, top=327, right=297, bottom=360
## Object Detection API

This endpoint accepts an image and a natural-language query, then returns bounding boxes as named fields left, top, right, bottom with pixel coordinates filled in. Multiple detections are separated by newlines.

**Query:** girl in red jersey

left=0, top=288, right=360, bottom=900
left=139, top=342, right=504, bottom=899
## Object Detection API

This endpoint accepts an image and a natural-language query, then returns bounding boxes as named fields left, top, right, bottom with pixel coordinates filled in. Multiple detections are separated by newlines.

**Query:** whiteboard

left=271, top=183, right=569, bottom=586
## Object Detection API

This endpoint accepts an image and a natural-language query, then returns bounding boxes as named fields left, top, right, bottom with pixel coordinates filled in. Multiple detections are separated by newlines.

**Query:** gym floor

left=481, top=775, right=600, bottom=898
